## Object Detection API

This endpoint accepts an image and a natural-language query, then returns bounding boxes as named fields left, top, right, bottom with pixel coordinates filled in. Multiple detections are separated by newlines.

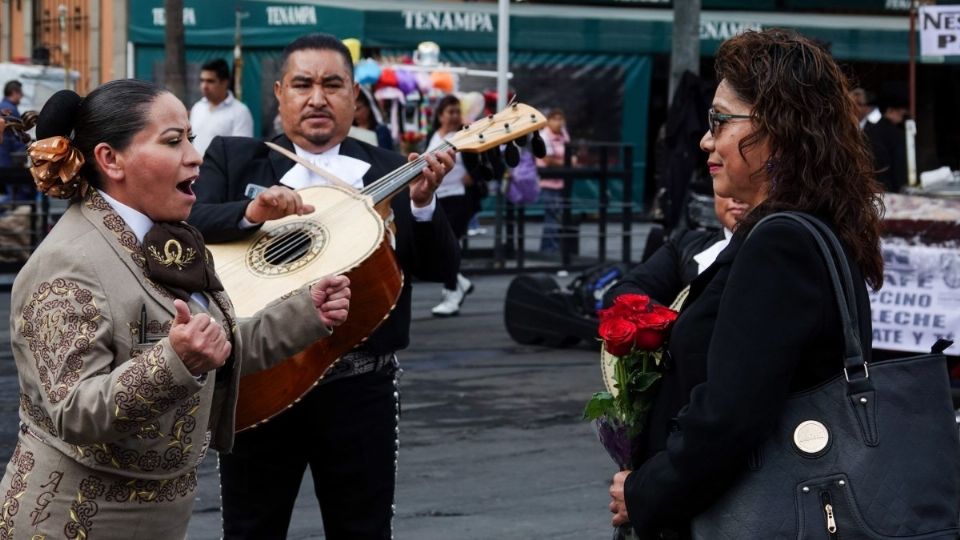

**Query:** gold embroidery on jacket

left=147, top=239, right=196, bottom=270
left=0, top=443, right=35, bottom=538
left=113, top=344, right=189, bottom=430
left=19, top=394, right=58, bottom=438
left=19, top=280, right=99, bottom=405
left=74, top=365, right=198, bottom=474
left=103, top=470, right=197, bottom=504
left=65, top=477, right=103, bottom=539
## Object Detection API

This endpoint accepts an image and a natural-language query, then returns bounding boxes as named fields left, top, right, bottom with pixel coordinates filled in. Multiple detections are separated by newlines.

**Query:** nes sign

left=919, top=5, right=960, bottom=56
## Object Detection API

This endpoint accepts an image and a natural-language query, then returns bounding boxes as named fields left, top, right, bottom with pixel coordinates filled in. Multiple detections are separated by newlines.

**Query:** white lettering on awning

left=401, top=10, right=494, bottom=33
left=266, top=6, right=318, bottom=26
left=151, top=7, right=196, bottom=27
left=699, top=21, right=763, bottom=41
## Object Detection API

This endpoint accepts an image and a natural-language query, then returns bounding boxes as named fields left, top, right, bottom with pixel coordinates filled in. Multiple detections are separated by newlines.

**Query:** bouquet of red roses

left=584, top=294, right=678, bottom=538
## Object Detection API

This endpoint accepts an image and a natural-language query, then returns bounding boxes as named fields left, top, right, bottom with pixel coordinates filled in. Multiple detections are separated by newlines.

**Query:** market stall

left=875, top=191, right=960, bottom=373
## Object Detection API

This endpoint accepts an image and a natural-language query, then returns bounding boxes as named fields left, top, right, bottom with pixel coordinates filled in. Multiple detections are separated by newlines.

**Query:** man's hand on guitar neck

left=310, top=275, right=351, bottom=328
left=408, top=148, right=456, bottom=208
left=244, top=185, right=316, bottom=225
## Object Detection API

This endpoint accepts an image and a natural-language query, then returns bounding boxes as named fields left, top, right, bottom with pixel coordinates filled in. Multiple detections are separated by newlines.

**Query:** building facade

left=0, top=0, right=127, bottom=93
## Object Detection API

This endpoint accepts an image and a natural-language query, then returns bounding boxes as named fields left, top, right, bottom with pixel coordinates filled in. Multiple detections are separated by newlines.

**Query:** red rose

left=632, top=305, right=678, bottom=351
left=613, top=294, right=650, bottom=313
left=633, top=327, right=666, bottom=351
left=599, top=294, right=652, bottom=326
left=599, top=318, right=637, bottom=356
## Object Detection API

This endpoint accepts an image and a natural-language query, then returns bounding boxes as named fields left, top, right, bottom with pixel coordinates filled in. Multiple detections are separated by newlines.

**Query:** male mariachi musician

left=187, top=33, right=459, bottom=539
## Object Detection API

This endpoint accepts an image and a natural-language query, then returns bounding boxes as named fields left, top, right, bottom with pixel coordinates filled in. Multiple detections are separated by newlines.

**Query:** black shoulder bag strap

left=748, top=212, right=874, bottom=395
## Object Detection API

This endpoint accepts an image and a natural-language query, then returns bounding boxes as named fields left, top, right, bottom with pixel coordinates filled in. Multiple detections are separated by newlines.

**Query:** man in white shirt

left=850, top=87, right=881, bottom=129
left=189, top=58, right=254, bottom=156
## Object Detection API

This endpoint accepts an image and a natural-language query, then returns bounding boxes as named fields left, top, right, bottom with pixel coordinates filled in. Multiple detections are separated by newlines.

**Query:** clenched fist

left=309, top=275, right=351, bottom=328
left=169, top=299, right=232, bottom=376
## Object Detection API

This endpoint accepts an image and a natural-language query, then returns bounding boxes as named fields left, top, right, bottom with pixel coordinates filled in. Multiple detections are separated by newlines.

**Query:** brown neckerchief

left=142, top=221, right=223, bottom=302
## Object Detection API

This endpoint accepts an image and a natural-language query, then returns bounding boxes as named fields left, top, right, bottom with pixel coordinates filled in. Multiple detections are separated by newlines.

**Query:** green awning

left=129, top=0, right=925, bottom=62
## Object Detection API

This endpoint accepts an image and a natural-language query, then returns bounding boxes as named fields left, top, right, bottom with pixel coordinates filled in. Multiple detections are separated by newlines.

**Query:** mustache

left=301, top=109, right=333, bottom=121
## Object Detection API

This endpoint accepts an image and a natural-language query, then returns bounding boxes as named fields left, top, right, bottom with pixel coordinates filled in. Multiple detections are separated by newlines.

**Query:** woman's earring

left=764, top=159, right=779, bottom=189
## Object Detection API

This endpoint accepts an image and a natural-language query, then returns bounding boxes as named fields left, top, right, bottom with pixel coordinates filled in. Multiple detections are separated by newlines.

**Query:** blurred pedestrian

left=353, top=85, right=394, bottom=150
left=189, top=58, right=253, bottom=156
left=426, top=94, right=475, bottom=317
left=849, top=87, right=880, bottom=129
left=536, top=108, right=572, bottom=255
left=0, top=80, right=26, bottom=167
left=863, top=87, right=908, bottom=193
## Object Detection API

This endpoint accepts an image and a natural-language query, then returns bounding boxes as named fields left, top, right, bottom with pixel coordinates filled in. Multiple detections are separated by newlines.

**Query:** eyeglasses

left=708, top=108, right=751, bottom=137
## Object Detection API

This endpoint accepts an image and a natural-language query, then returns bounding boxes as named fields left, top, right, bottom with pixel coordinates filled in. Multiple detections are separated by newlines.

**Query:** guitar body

left=207, top=185, right=403, bottom=431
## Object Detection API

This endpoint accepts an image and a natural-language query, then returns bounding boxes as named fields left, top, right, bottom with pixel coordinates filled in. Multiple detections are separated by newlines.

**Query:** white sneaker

left=432, top=287, right=464, bottom=317
left=456, top=273, right=474, bottom=296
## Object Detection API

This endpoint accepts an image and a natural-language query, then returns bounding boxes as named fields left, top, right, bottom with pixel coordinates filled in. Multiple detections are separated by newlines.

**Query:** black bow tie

left=142, top=221, right=223, bottom=302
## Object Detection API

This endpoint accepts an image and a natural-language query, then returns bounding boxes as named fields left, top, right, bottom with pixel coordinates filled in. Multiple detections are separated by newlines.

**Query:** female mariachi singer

left=0, top=80, right=350, bottom=539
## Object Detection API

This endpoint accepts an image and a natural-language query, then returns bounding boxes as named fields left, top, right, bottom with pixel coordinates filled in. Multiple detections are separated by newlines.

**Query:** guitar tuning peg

left=464, top=151, right=491, bottom=181
left=531, top=130, right=547, bottom=159
left=485, top=145, right=503, bottom=166
left=475, top=152, right=494, bottom=181
left=475, top=163, right=494, bottom=182
left=462, top=152, right=480, bottom=172
left=503, top=142, right=520, bottom=168
left=514, top=134, right=528, bottom=147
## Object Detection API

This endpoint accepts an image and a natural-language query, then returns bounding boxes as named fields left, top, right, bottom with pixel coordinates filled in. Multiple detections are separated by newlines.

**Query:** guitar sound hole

left=264, top=231, right=312, bottom=266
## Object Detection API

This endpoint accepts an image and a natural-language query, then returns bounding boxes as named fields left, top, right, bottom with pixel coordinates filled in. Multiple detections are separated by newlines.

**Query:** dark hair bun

left=36, top=89, right=82, bottom=140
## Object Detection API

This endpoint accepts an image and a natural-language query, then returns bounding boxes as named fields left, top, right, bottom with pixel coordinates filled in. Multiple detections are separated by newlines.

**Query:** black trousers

left=220, top=366, right=400, bottom=540
left=437, top=194, right=472, bottom=290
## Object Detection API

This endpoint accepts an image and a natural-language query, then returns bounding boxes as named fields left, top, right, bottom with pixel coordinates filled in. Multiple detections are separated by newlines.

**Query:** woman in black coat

left=607, top=29, right=885, bottom=538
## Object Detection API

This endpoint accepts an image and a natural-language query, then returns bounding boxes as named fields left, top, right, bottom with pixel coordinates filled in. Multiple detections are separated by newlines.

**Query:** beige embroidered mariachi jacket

left=0, top=190, right=330, bottom=539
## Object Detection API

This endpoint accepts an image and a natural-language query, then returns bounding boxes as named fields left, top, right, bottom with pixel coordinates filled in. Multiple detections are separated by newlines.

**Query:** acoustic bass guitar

left=207, top=102, right=547, bottom=430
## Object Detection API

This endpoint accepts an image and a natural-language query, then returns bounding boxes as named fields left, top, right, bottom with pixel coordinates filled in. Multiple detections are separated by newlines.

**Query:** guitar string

left=213, top=140, right=459, bottom=274
left=236, top=147, right=442, bottom=266
left=211, top=148, right=447, bottom=276
left=243, top=151, right=438, bottom=266
left=213, top=115, right=538, bottom=277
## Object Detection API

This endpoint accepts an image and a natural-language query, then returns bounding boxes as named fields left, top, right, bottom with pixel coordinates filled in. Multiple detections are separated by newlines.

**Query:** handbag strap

left=748, top=212, right=871, bottom=386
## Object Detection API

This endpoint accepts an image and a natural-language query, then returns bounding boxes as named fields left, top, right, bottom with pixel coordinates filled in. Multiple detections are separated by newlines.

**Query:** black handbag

left=691, top=212, right=960, bottom=540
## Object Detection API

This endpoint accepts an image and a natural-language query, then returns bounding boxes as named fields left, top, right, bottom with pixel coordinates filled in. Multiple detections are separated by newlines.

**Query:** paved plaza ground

left=0, top=251, right=630, bottom=538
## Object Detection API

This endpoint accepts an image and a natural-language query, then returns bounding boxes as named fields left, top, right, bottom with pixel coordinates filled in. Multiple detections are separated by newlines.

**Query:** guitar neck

left=359, top=102, right=547, bottom=205
left=361, top=141, right=456, bottom=205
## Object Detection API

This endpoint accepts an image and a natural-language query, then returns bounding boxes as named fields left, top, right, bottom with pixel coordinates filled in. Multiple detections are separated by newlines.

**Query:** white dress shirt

left=272, top=142, right=436, bottom=222
left=190, top=91, right=254, bottom=156
left=99, top=190, right=209, bottom=309
left=693, top=227, right=734, bottom=275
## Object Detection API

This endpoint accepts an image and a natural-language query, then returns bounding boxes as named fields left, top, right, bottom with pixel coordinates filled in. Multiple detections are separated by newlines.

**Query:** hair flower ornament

left=28, top=135, right=87, bottom=199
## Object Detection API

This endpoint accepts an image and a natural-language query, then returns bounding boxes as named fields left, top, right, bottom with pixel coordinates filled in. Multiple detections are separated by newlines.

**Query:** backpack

left=506, top=149, right=541, bottom=205
left=567, top=263, right=630, bottom=317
